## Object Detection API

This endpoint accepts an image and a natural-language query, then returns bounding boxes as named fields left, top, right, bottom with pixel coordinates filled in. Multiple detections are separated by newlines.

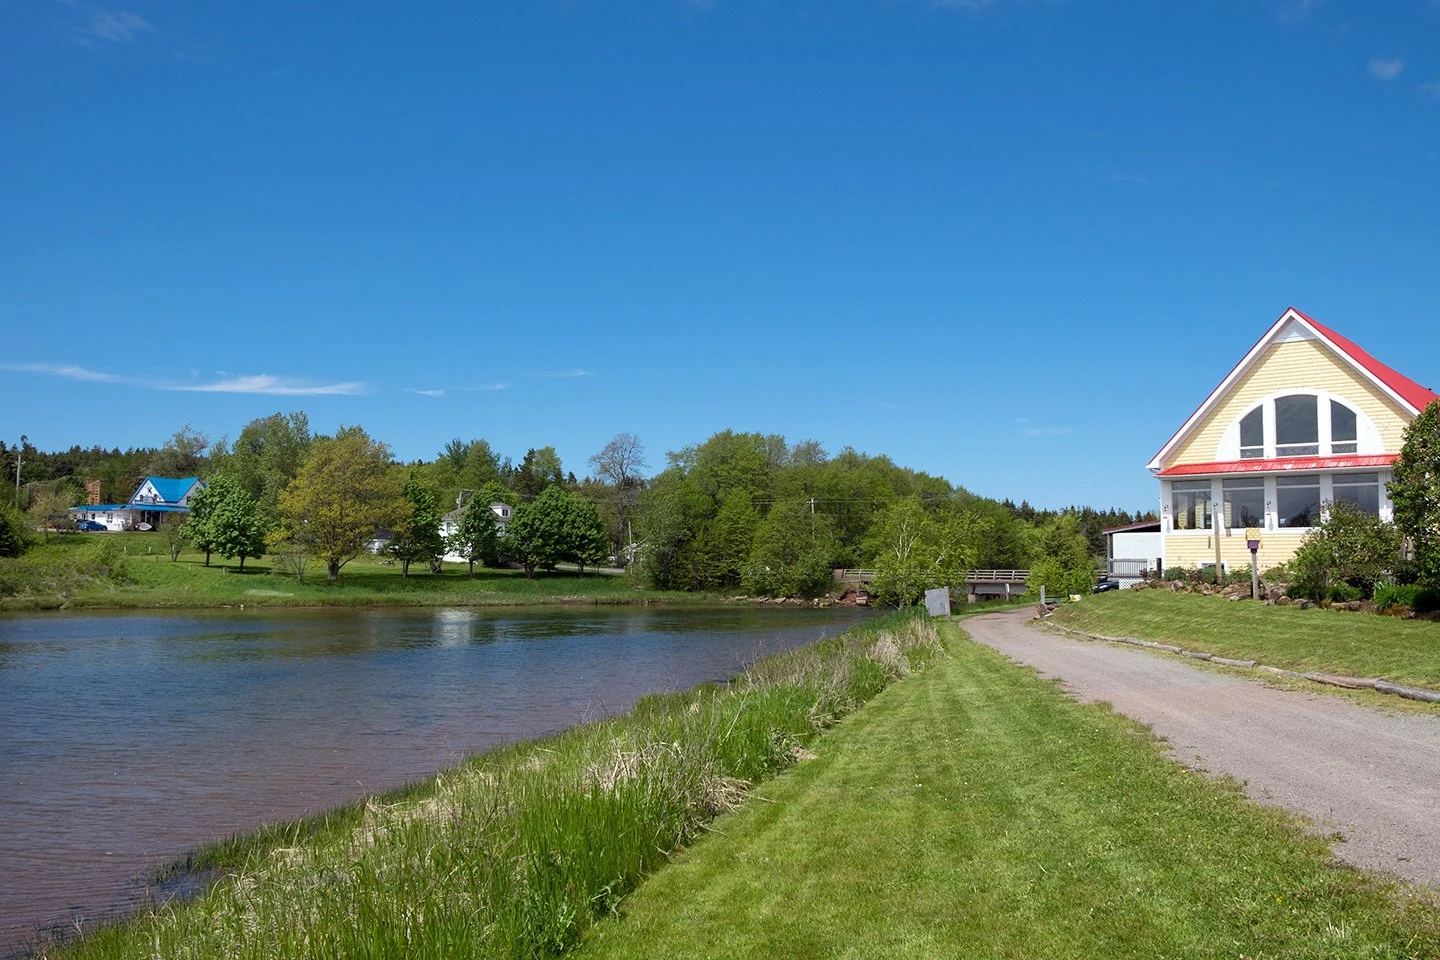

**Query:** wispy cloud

left=1423, top=80, right=1440, bottom=101
left=6, top=362, right=125, bottom=383
left=68, top=5, right=153, bottom=48
left=169, top=375, right=367, bottom=396
left=1276, top=0, right=1321, bottom=26
left=1369, top=59, right=1404, bottom=81
left=462, top=382, right=511, bottom=392
left=4, top=363, right=368, bottom=396
left=539, top=369, right=596, bottom=378
left=1107, top=172, right=1150, bottom=185
left=878, top=401, right=898, bottom=409
left=405, top=388, right=446, bottom=398
left=1021, top=426, right=1073, bottom=437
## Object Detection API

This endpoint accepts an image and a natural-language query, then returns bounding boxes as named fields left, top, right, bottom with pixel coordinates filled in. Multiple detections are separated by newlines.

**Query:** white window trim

left=1215, top=390, right=1380, bottom=462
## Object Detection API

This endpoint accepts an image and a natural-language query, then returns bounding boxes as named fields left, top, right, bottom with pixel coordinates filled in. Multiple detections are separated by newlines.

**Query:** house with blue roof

left=71, top=476, right=207, bottom=531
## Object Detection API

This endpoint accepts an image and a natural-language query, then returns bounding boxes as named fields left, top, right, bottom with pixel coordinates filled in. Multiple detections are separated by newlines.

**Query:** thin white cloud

left=1022, top=426, right=1073, bottom=437
left=79, top=7, right=152, bottom=44
left=1108, top=172, right=1150, bottom=185
left=539, top=369, right=596, bottom=378
left=168, top=375, right=368, bottom=396
left=5, top=362, right=125, bottom=383
left=1423, top=80, right=1440, bottom=100
left=1369, top=59, right=1404, bottom=81
left=878, top=401, right=898, bottom=409
left=405, top=388, right=446, bottom=398
left=462, top=382, right=511, bottom=392
left=4, top=363, right=368, bottom=396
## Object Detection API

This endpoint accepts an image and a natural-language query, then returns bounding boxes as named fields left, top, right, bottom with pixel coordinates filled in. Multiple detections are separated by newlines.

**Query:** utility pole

left=13, top=434, right=25, bottom=509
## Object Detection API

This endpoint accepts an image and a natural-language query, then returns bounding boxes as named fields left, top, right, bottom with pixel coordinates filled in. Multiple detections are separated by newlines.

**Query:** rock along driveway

left=965, top=608, right=1440, bottom=886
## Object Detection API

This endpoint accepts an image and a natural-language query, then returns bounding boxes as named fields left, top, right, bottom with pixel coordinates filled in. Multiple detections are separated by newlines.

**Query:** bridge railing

left=967, top=569, right=1030, bottom=583
left=834, top=569, right=1030, bottom=585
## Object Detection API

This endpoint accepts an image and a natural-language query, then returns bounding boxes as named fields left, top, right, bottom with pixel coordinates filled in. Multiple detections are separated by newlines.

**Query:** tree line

left=1, top=414, right=1156, bottom=601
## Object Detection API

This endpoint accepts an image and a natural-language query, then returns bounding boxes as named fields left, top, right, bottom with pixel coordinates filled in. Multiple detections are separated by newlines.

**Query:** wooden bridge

left=834, top=569, right=1031, bottom=600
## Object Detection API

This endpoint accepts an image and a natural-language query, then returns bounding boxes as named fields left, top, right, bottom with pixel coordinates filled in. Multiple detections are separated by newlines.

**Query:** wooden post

left=1213, top=495, right=1223, bottom=584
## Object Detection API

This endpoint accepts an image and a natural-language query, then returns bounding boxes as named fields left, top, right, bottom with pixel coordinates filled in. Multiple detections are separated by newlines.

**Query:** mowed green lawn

left=1, top=532, right=700, bottom=610
left=576, top=621, right=1438, bottom=960
left=1052, top=590, right=1440, bottom=690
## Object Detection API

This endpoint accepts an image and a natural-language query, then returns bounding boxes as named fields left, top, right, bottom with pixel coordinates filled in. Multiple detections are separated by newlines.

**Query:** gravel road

left=965, top=608, right=1440, bottom=886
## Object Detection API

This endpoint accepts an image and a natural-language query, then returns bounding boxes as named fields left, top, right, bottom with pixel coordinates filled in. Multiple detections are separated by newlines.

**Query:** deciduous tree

left=203, top=473, right=270, bottom=572
left=448, top=494, right=499, bottom=576
left=1389, top=400, right=1440, bottom=587
left=388, top=477, right=445, bottom=577
left=744, top=500, right=837, bottom=597
left=211, top=412, right=311, bottom=522
left=0, top=501, right=31, bottom=558
left=146, top=424, right=210, bottom=478
left=865, top=496, right=979, bottom=606
left=589, top=433, right=648, bottom=561
left=501, top=485, right=568, bottom=577
left=562, top=494, right=610, bottom=574
left=274, top=427, right=403, bottom=580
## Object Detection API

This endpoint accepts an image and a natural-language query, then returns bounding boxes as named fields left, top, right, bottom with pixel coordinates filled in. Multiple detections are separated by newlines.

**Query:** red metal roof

left=1158, top=454, right=1398, bottom=477
left=1295, top=308, right=1440, bottom=414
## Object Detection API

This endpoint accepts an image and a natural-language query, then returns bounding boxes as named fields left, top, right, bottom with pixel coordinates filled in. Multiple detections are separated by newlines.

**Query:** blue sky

left=3, top=1, right=1438, bottom=511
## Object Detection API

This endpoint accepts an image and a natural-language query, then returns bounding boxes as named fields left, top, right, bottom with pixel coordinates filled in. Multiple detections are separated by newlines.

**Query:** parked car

left=1092, top=578, right=1121, bottom=593
left=77, top=520, right=107, bottom=532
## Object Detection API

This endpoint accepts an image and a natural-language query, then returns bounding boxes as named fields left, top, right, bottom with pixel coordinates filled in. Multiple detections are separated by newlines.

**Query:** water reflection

left=0, top=604, right=866, bottom=952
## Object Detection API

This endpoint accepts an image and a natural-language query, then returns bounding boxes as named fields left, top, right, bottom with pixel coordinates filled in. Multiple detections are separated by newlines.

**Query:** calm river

left=0, top=604, right=867, bottom=952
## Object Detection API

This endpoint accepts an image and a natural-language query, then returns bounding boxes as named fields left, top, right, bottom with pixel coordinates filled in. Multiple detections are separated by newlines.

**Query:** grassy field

left=0, top=532, right=707, bottom=611
left=1051, top=590, right=1440, bottom=689
left=39, top=613, right=945, bottom=960
left=576, top=620, right=1440, bottom=960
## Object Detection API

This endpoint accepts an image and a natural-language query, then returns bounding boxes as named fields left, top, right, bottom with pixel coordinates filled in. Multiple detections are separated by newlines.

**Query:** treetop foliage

left=9, top=419, right=1154, bottom=597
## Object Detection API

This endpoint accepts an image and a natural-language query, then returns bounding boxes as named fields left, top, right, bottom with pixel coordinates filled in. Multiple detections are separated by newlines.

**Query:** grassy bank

left=576, top=620, right=1440, bottom=959
left=39, top=613, right=944, bottom=959
left=1051, top=590, right=1440, bottom=689
left=0, top=533, right=705, bottom=612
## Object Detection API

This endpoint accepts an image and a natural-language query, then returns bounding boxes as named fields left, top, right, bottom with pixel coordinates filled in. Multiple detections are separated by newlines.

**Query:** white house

left=70, top=476, right=207, bottom=531
left=440, top=491, right=514, bottom=563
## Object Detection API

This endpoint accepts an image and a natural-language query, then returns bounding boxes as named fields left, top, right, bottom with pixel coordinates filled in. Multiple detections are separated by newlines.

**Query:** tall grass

left=41, top=613, right=943, bottom=960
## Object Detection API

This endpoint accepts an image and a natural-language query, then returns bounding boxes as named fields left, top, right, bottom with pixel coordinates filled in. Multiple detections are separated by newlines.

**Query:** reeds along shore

left=47, top=613, right=944, bottom=960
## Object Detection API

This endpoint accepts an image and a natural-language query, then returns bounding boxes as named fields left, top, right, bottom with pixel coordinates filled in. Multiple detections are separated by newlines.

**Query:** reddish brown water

left=0, top=605, right=866, bottom=954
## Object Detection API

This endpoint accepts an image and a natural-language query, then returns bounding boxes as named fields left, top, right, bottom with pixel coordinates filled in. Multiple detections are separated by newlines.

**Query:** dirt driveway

left=965, top=608, right=1440, bottom=886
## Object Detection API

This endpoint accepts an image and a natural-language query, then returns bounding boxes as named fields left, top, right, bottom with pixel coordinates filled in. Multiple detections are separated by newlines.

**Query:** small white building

left=1103, top=519, right=1163, bottom=586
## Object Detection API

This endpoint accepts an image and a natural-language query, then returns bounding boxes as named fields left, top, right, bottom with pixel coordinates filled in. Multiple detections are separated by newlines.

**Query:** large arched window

left=1223, top=393, right=1368, bottom=461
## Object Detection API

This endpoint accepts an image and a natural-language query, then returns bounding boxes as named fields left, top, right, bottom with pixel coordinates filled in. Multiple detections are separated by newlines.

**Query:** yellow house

left=1147, top=307, right=1438, bottom=574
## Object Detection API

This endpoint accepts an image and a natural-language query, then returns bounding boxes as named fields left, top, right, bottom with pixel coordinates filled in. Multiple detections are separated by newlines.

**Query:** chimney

left=85, top=478, right=103, bottom=506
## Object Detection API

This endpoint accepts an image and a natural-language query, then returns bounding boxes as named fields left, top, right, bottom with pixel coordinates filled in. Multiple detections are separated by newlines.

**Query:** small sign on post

left=924, top=587, right=951, bottom=618
left=1245, top=527, right=1262, bottom=600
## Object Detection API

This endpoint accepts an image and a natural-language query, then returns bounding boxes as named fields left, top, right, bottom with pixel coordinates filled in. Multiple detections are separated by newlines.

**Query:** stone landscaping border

left=1040, top=620, right=1440, bottom=706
